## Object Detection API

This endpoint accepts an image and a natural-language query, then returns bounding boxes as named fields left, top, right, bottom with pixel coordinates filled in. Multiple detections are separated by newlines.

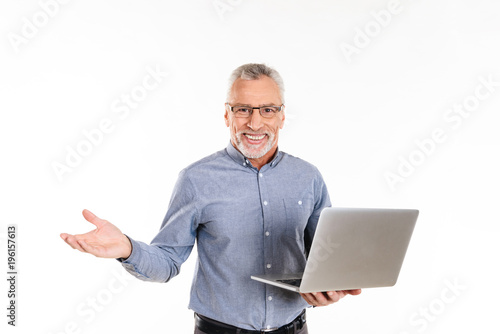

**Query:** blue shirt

left=119, top=143, right=331, bottom=330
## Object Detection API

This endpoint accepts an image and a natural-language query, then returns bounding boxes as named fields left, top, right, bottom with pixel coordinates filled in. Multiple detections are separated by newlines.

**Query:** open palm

left=60, top=209, right=132, bottom=259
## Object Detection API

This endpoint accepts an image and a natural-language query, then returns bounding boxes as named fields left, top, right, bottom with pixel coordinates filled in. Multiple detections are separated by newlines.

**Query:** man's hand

left=60, top=209, right=132, bottom=259
left=300, top=289, right=362, bottom=307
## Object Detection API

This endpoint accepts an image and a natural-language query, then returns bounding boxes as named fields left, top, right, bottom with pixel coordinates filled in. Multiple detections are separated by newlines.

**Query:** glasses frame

left=226, top=103, right=284, bottom=118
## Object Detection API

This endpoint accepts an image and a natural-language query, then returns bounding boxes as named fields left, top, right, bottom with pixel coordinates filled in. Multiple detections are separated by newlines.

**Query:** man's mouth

left=244, top=133, right=266, bottom=141
left=235, top=131, right=274, bottom=158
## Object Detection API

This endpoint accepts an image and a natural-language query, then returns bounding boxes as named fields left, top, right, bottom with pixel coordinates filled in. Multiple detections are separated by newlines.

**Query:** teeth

left=245, top=134, right=265, bottom=140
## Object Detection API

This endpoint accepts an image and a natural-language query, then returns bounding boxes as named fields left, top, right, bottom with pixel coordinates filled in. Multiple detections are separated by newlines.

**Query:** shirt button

left=268, top=296, right=273, bottom=301
left=298, top=200, right=302, bottom=205
left=266, top=264, right=272, bottom=269
left=265, top=231, right=270, bottom=237
left=259, top=173, right=263, bottom=178
left=263, top=201, right=268, bottom=206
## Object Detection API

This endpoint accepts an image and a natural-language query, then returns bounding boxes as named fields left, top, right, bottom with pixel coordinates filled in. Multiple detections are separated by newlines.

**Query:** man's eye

left=262, top=107, right=276, bottom=113
left=236, top=108, right=250, bottom=113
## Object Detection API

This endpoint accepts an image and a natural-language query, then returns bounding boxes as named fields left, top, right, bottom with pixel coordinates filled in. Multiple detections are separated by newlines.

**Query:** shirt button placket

left=259, top=170, right=274, bottom=323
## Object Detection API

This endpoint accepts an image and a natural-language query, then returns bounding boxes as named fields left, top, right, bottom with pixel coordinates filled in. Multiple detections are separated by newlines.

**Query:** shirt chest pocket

left=282, top=197, right=314, bottom=241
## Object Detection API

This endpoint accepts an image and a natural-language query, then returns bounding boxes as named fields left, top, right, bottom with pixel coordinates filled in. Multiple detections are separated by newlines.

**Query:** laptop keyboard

left=277, top=279, right=302, bottom=287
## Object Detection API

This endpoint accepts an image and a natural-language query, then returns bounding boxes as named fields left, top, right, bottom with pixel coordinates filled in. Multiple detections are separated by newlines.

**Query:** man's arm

left=60, top=208, right=196, bottom=283
left=61, top=170, right=199, bottom=283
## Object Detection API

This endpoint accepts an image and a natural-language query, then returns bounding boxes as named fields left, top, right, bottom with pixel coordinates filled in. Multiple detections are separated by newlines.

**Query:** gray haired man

left=61, top=63, right=361, bottom=333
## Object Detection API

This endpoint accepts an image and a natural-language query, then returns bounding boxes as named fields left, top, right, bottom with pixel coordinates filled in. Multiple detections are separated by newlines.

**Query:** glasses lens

left=233, top=106, right=251, bottom=117
left=260, top=106, right=279, bottom=118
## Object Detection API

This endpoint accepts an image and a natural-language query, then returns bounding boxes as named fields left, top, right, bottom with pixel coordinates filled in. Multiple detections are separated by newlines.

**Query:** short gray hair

left=226, top=63, right=285, bottom=104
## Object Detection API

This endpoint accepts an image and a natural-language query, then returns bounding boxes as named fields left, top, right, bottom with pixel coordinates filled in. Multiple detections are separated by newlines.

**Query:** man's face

left=224, top=76, right=285, bottom=162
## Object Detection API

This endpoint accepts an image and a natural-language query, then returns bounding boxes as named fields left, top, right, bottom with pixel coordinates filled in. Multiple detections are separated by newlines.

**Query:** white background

left=1, top=0, right=499, bottom=333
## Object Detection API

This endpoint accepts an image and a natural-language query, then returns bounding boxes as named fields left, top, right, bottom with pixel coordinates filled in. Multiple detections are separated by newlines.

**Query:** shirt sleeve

left=117, top=169, right=199, bottom=283
left=304, top=169, right=331, bottom=255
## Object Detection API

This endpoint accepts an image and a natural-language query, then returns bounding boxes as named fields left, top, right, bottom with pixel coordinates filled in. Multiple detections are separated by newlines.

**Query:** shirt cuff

left=116, top=234, right=140, bottom=264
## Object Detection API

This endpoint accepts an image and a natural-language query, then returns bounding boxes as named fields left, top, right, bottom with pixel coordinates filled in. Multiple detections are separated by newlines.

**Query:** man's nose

left=247, top=108, right=264, bottom=131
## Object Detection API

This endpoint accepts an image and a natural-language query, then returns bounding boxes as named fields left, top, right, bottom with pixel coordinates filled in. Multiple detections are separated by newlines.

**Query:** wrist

left=121, top=234, right=133, bottom=260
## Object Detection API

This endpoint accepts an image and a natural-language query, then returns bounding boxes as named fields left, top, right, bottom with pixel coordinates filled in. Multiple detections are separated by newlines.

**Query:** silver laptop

left=251, top=207, right=419, bottom=293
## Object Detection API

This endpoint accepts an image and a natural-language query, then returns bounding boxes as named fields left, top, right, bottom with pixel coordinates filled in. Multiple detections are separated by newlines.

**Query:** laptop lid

left=251, top=207, right=418, bottom=292
left=298, top=207, right=419, bottom=292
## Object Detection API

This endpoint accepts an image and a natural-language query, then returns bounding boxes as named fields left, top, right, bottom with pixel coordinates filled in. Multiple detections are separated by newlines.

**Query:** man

left=61, top=63, right=361, bottom=333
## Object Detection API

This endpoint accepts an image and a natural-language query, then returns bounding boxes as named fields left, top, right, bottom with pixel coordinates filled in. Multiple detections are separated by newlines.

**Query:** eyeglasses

left=226, top=103, right=284, bottom=118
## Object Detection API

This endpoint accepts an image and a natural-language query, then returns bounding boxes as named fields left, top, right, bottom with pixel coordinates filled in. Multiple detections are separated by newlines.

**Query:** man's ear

left=279, top=105, right=285, bottom=129
left=224, top=104, right=230, bottom=127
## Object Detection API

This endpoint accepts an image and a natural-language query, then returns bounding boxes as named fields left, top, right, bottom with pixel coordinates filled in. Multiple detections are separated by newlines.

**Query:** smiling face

left=225, top=75, right=285, bottom=168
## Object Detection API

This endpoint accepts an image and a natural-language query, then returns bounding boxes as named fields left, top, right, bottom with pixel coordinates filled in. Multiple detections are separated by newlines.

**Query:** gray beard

left=234, top=133, right=275, bottom=159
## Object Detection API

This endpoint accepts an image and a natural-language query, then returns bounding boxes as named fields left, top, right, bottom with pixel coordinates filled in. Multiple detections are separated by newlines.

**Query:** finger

left=313, top=292, right=330, bottom=305
left=82, top=209, right=105, bottom=228
left=335, top=290, right=348, bottom=299
left=63, top=235, right=87, bottom=253
left=60, top=233, right=76, bottom=249
left=346, top=289, right=362, bottom=295
left=60, top=233, right=76, bottom=248
left=325, top=291, right=340, bottom=302
left=300, top=293, right=311, bottom=305
left=300, top=293, right=316, bottom=306
left=323, top=291, right=343, bottom=304
left=77, top=239, right=101, bottom=257
left=305, top=292, right=332, bottom=306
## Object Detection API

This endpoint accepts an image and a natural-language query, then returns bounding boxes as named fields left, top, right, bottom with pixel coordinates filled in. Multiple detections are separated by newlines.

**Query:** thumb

left=82, top=209, right=106, bottom=228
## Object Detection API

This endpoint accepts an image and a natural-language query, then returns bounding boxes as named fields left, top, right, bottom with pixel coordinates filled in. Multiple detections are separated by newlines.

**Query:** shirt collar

left=225, top=142, right=284, bottom=169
